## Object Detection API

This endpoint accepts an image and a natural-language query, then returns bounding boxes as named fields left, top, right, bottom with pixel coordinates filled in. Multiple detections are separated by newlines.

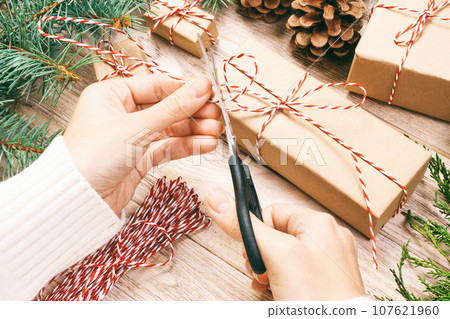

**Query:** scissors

left=197, top=34, right=266, bottom=274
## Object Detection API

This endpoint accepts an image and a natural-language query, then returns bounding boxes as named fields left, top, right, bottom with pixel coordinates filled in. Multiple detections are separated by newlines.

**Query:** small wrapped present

left=220, top=38, right=431, bottom=260
left=145, top=0, right=219, bottom=58
left=93, top=39, right=153, bottom=81
left=347, top=0, right=450, bottom=121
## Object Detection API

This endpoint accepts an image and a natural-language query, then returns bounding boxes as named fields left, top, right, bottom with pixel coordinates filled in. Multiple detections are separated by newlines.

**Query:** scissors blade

left=197, top=34, right=236, bottom=155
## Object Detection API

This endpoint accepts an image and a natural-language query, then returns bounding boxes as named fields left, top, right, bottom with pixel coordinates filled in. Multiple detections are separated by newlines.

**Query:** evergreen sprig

left=0, top=103, right=60, bottom=180
left=378, top=154, right=450, bottom=301
left=201, top=0, right=234, bottom=12
left=0, top=0, right=149, bottom=107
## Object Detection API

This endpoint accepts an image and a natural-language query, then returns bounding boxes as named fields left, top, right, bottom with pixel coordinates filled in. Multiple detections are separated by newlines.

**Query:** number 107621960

left=372, top=305, right=439, bottom=316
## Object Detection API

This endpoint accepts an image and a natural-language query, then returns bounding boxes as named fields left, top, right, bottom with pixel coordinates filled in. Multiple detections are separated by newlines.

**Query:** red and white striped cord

left=371, top=0, right=450, bottom=104
left=147, top=0, right=216, bottom=45
left=36, top=15, right=183, bottom=82
left=220, top=53, right=408, bottom=269
left=38, top=177, right=211, bottom=301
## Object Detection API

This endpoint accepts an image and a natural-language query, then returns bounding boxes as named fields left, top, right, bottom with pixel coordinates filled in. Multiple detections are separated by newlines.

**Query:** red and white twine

left=38, top=177, right=211, bottom=301
left=372, top=0, right=450, bottom=104
left=220, top=53, right=408, bottom=269
left=147, top=0, right=216, bottom=45
left=36, top=15, right=183, bottom=82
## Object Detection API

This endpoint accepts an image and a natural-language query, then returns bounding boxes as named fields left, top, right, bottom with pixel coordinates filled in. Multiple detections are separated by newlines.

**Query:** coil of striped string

left=36, top=15, right=184, bottom=83
left=371, top=0, right=450, bottom=104
left=147, top=0, right=216, bottom=45
left=221, top=53, right=408, bottom=269
left=38, top=177, right=211, bottom=301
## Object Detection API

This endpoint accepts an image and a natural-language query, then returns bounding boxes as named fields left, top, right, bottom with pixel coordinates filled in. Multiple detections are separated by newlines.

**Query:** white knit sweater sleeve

left=0, top=136, right=122, bottom=300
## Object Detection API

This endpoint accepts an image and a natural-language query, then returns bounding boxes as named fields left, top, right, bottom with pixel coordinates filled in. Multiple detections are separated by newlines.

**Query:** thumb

left=128, top=76, right=213, bottom=133
left=205, top=189, right=292, bottom=266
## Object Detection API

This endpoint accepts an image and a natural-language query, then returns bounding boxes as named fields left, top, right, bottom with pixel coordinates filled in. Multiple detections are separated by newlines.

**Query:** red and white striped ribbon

left=221, top=53, right=408, bottom=269
left=371, top=0, right=450, bottom=104
left=36, top=15, right=184, bottom=82
left=38, top=177, right=211, bottom=301
left=147, top=0, right=216, bottom=45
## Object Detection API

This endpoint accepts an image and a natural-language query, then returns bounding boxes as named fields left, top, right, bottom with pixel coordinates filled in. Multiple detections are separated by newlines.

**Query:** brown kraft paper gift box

left=222, top=38, right=431, bottom=238
left=346, top=0, right=450, bottom=122
left=93, top=39, right=151, bottom=80
left=145, top=0, right=219, bottom=58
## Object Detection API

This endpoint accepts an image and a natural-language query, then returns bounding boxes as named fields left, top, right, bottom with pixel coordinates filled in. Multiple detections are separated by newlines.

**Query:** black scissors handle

left=228, top=154, right=266, bottom=275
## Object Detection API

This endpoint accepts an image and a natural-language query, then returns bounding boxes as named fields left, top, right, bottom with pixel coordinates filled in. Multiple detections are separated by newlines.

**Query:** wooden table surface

left=24, top=1, right=449, bottom=301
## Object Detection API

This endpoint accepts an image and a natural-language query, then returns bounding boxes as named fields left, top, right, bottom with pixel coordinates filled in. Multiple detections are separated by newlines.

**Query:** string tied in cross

left=147, top=0, right=216, bottom=45
left=371, top=0, right=450, bottom=104
left=96, top=40, right=145, bottom=81
left=220, top=53, right=409, bottom=269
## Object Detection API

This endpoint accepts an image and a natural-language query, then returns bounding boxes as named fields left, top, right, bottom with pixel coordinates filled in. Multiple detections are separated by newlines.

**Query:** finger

left=205, top=189, right=311, bottom=269
left=162, top=118, right=223, bottom=138
left=254, top=272, right=269, bottom=285
left=128, top=77, right=213, bottom=133
left=136, top=136, right=219, bottom=175
left=98, top=75, right=183, bottom=112
left=191, top=102, right=222, bottom=120
left=251, top=279, right=269, bottom=293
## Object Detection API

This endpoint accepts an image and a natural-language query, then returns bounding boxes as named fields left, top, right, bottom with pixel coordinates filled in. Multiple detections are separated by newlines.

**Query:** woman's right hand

left=205, top=189, right=366, bottom=301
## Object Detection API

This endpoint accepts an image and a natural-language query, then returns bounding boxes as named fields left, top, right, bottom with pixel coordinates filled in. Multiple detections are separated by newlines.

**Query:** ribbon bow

left=147, top=0, right=216, bottom=45
left=372, top=0, right=450, bottom=104
left=95, top=40, right=151, bottom=81
left=221, top=54, right=408, bottom=269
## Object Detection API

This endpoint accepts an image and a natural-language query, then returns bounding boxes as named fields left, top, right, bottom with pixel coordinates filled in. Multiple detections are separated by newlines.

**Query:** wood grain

left=18, top=0, right=450, bottom=301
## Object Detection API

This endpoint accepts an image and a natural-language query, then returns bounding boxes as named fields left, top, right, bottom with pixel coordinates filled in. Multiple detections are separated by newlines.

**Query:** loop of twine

left=371, top=0, right=450, bottom=104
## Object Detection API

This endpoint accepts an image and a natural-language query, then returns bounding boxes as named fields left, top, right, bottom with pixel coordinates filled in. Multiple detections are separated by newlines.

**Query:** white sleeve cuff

left=0, top=136, right=122, bottom=300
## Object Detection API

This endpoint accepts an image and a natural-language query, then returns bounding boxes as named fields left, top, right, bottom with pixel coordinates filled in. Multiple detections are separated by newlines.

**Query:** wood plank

left=104, top=237, right=272, bottom=301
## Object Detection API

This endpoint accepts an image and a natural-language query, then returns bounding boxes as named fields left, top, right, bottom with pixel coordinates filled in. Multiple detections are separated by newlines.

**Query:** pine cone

left=238, top=0, right=293, bottom=23
left=286, top=0, right=366, bottom=61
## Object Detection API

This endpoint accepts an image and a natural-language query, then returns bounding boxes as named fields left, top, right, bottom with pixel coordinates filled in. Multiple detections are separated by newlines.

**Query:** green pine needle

left=1, top=0, right=150, bottom=107
left=201, top=0, right=234, bottom=12
left=0, top=105, right=60, bottom=180
left=380, top=154, right=450, bottom=301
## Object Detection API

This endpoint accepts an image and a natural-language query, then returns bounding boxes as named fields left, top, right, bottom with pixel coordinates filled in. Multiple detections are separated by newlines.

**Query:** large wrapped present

left=347, top=0, right=450, bottom=121
left=221, top=38, right=431, bottom=245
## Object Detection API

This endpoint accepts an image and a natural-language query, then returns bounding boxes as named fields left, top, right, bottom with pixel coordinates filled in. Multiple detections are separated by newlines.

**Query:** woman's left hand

left=64, top=75, right=223, bottom=214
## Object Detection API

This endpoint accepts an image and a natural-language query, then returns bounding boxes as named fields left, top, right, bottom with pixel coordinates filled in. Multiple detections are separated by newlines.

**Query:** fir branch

left=201, top=0, right=234, bottom=12
left=1, top=0, right=150, bottom=107
left=0, top=107, right=60, bottom=180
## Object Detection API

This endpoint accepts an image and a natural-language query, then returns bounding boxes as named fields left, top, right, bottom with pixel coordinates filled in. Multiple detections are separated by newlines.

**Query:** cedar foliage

left=377, top=154, right=450, bottom=301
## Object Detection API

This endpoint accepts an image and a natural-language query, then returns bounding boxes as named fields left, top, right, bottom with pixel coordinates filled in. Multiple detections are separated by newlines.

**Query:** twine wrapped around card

left=147, top=0, right=216, bottom=45
left=38, top=177, right=210, bottom=301
left=219, top=53, right=409, bottom=269
left=371, top=0, right=450, bottom=104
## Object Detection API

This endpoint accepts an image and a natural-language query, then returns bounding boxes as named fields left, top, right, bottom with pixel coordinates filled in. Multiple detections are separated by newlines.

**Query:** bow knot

left=148, top=0, right=215, bottom=45
left=373, top=0, right=450, bottom=103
